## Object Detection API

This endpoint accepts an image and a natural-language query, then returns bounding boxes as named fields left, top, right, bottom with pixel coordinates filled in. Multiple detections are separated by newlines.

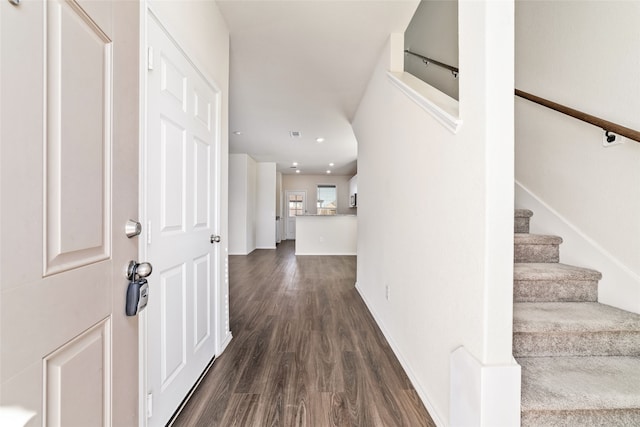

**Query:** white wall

left=229, top=154, right=249, bottom=255
left=246, top=155, right=257, bottom=252
left=404, top=0, right=459, bottom=100
left=276, top=171, right=283, bottom=242
left=276, top=171, right=283, bottom=218
left=229, top=154, right=277, bottom=253
left=256, top=163, right=276, bottom=249
left=515, top=1, right=640, bottom=312
left=352, top=2, right=517, bottom=424
left=282, top=174, right=354, bottom=215
left=228, top=153, right=257, bottom=255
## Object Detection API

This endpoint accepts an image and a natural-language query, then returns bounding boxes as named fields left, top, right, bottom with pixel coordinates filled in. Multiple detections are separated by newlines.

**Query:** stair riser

left=514, top=209, right=639, bottom=425
left=514, top=332, right=640, bottom=357
left=514, top=280, right=598, bottom=303
left=515, top=217, right=530, bottom=233
left=515, top=244, right=559, bottom=263
left=522, top=409, right=640, bottom=427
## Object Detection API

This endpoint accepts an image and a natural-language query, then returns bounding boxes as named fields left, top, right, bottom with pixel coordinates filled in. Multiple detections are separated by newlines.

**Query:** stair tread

left=515, top=233, right=563, bottom=244
left=515, top=209, right=534, bottom=218
left=519, top=356, right=640, bottom=411
left=514, top=302, right=640, bottom=333
left=514, top=209, right=640, bottom=422
left=514, top=263, right=602, bottom=281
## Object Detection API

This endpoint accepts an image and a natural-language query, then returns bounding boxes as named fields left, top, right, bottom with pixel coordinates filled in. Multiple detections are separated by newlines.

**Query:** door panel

left=145, top=15, right=220, bottom=426
left=160, top=264, right=187, bottom=386
left=194, top=254, right=212, bottom=349
left=160, top=117, right=187, bottom=232
left=44, top=319, right=110, bottom=427
left=160, top=54, right=187, bottom=109
left=0, top=1, right=139, bottom=426
left=193, top=137, right=211, bottom=229
left=46, top=0, right=112, bottom=274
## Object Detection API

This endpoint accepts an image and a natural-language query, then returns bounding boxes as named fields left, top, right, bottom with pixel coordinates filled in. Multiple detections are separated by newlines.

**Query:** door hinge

left=147, top=393, right=153, bottom=418
left=147, top=46, right=154, bottom=71
left=147, top=221, right=152, bottom=245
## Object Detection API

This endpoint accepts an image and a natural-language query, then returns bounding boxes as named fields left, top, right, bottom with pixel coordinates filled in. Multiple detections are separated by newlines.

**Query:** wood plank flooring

left=172, top=241, right=435, bottom=426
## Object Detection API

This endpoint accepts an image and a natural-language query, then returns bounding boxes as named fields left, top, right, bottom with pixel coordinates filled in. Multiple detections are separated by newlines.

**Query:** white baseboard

left=516, top=181, right=640, bottom=314
left=295, top=252, right=357, bottom=256
left=217, top=332, right=233, bottom=356
left=354, top=282, right=445, bottom=427
left=228, top=248, right=257, bottom=256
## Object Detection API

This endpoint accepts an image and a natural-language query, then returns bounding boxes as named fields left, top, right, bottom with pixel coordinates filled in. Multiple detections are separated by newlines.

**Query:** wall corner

left=450, top=346, right=521, bottom=427
left=389, top=33, right=404, bottom=73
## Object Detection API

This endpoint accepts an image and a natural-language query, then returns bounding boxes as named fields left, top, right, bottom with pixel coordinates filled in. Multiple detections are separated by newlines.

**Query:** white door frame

left=137, top=5, right=229, bottom=425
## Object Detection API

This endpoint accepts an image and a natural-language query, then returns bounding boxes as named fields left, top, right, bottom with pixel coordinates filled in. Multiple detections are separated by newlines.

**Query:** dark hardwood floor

left=172, top=240, right=435, bottom=426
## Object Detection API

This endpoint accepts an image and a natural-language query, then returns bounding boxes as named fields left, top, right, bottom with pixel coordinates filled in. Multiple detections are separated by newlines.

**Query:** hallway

left=172, top=241, right=435, bottom=426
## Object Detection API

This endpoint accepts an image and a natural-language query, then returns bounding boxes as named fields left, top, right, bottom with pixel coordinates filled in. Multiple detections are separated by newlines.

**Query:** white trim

left=355, top=282, right=445, bottom=427
left=516, top=181, right=640, bottom=314
left=449, top=347, right=521, bottom=427
left=138, top=2, right=149, bottom=425
left=295, top=252, right=356, bottom=256
left=217, top=331, right=233, bottom=355
left=387, top=71, right=462, bottom=134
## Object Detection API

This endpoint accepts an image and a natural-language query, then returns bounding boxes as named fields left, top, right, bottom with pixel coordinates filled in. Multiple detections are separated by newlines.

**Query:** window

left=317, top=185, right=337, bottom=215
left=288, top=194, right=304, bottom=217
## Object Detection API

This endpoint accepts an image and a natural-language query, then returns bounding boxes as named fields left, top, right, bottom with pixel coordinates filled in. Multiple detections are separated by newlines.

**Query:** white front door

left=0, top=1, right=139, bottom=425
left=143, top=14, right=221, bottom=426
left=285, top=191, right=306, bottom=240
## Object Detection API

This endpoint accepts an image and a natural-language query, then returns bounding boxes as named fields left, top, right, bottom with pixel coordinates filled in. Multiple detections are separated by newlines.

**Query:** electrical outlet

left=385, top=285, right=390, bottom=301
left=603, top=131, right=625, bottom=147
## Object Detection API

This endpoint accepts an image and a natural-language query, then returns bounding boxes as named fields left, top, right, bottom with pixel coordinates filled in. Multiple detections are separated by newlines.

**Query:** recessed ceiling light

left=233, top=131, right=242, bottom=135
left=292, top=162, right=298, bottom=166
left=326, top=170, right=331, bottom=174
left=329, top=163, right=334, bottom=167
left=316, top=137, right=325, bottom=143
left=296, top=170, right=301, bottom=174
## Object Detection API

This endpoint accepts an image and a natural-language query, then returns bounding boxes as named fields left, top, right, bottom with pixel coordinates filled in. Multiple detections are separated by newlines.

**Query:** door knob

left=210, top=235, right=221, bottom=243
left=127, top=261, right=153, bottom=280
left=125, top=219, right=142, bottom=238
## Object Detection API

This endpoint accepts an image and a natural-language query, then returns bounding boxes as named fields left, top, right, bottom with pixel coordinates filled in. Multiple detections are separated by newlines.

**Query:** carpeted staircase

left=514, top=209, right=640, bottom=426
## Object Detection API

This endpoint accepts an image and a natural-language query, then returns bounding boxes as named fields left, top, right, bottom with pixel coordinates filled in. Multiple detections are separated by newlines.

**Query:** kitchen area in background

left=228, top=153, right=357, bottom=256
left=284, top=173, right=357, bottom=255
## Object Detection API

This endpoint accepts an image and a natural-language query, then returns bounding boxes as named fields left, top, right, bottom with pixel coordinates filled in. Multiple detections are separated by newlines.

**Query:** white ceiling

left=217, top=0, right=420, bottom=175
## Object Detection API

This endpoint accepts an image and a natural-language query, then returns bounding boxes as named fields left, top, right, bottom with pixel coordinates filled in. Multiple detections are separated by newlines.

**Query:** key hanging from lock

left=126, top=261, right=153, bottom=316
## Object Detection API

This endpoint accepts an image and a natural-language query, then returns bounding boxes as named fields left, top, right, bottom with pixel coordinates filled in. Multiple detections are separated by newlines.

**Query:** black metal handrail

left=404, top=49, right=459, bottom=78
